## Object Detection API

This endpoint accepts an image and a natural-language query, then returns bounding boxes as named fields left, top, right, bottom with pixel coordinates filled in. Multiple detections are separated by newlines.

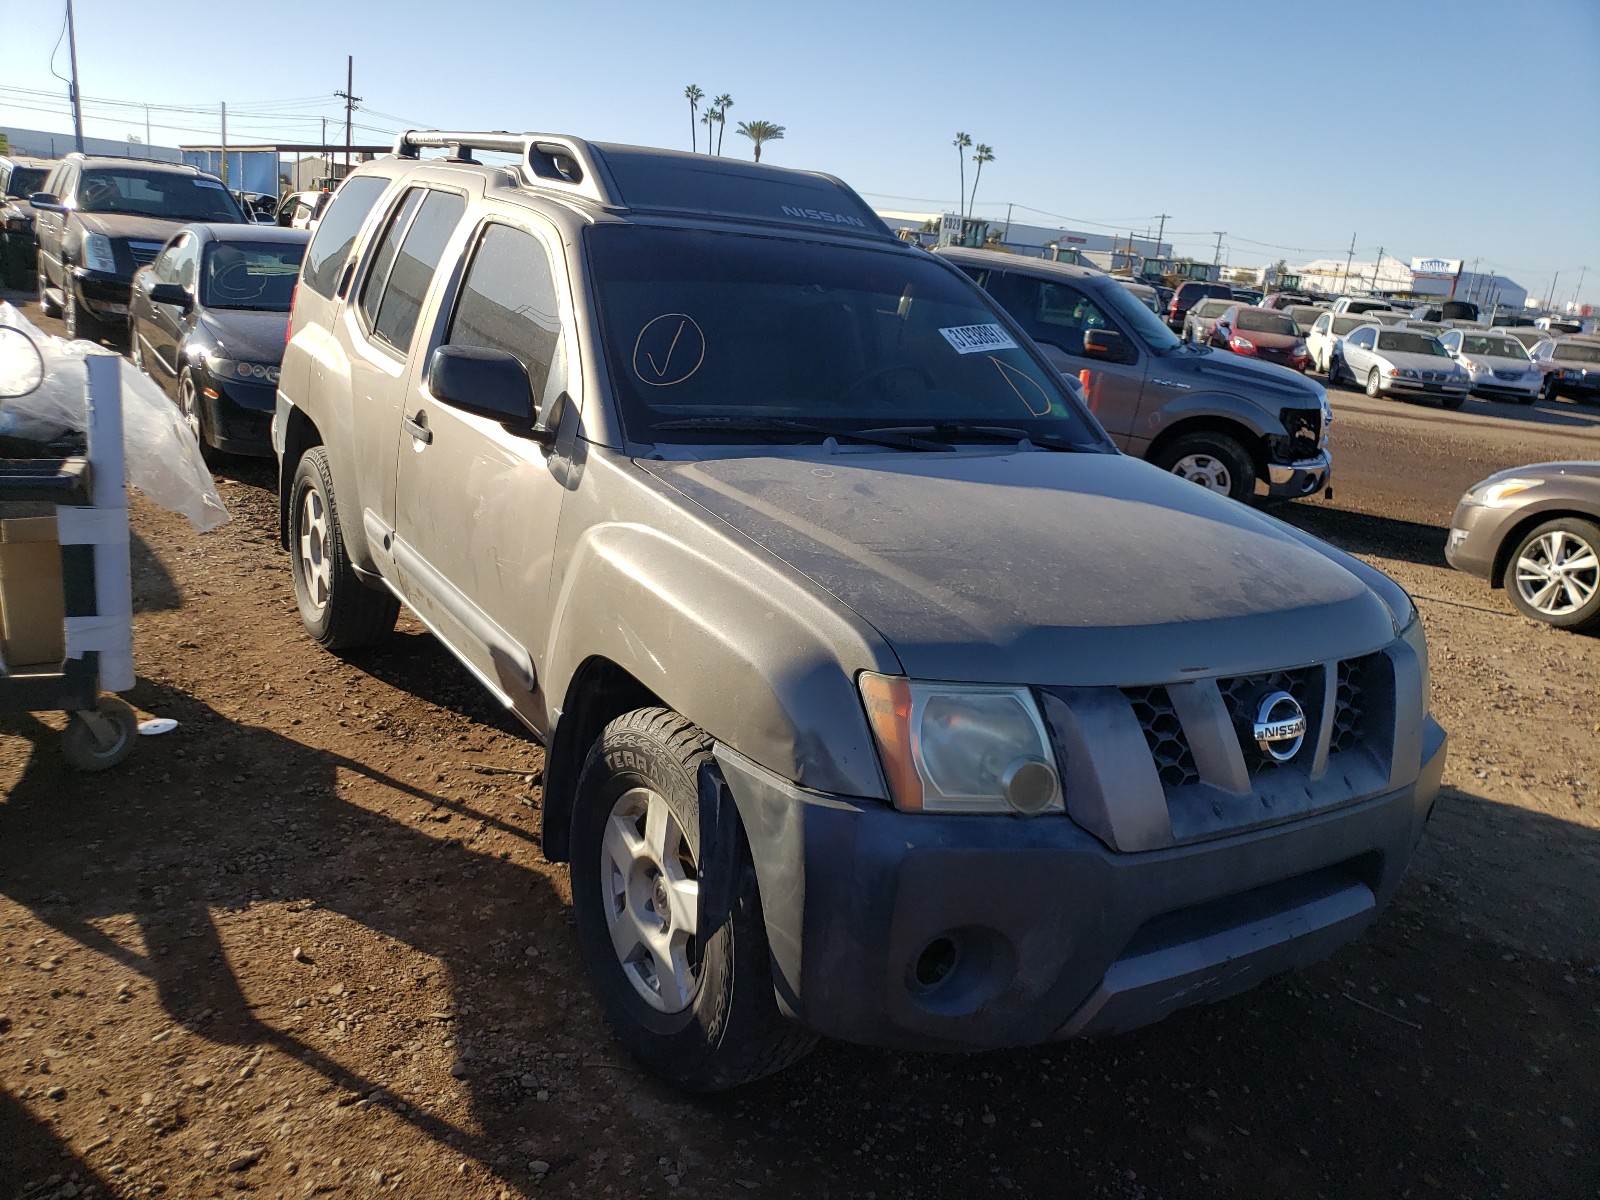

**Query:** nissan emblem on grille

left=1252, top=691, right=1307, bottom=762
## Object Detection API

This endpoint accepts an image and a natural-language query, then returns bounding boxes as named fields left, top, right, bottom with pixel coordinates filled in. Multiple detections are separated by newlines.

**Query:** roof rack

left=392, top=130, right=619, bottom=208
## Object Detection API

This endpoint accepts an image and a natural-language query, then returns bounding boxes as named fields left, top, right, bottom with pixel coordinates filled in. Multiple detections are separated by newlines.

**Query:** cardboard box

left=0, top=516, right=65, bottom=671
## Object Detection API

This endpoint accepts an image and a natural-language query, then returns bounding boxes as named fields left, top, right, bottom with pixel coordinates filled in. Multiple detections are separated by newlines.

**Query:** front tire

left=1152, top=431, right=1258, bottom=503
left=570, top=708, right=814, bottom=1091
left=63, top=284, right=106, bottom=345
left=1503, top=518, right=1600, bottom=632
left=177, top=369, right=220, bottom=465
left=289, top=446, right=399, bottom=650
left=1365, top=367, right=1383, bottom=398
left=36, top=268, right=61, bottom=318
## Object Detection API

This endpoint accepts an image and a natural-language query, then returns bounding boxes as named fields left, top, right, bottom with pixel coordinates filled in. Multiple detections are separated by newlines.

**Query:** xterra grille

left=1125, top=685, right=1200, bottom=788
left=1218, top=666, right=1323, bottom=774
left=1330, top=655, right=1378, bottom=756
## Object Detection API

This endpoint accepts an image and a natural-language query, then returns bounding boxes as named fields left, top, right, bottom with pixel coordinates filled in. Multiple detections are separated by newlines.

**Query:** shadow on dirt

left=1279, top=503, right=1451, bottom=569
left=0, top=1087, right=116, bottom=1197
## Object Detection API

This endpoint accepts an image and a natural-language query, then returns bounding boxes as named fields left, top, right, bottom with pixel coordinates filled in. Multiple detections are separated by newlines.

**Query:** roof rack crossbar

left=391, top=130, right=620, bottom=208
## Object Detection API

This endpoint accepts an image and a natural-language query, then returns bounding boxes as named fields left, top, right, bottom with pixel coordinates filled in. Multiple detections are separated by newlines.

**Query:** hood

left=199, top=309, right=290, bottom=364
left=1376, top=350, right=1461, bottom=372
left=1232, top=327, right=1302, bottom=351
left=1174, top=343, right=1321, bottom=399
left=640, top=449, right=1397, bottom=685
left=1461, top=354, right=1534, bottom=370
left=75, top=212, right=190, bottom=242
left=1476, top=460, right=1600, bottom=487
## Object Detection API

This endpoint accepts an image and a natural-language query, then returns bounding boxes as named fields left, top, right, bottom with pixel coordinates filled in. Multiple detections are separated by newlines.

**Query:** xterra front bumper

left=716, top=716, right=1445, bottom=1052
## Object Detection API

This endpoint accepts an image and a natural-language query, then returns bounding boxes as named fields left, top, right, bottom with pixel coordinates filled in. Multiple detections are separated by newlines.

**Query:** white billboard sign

left=1411, top=257, right=1462, bottom=278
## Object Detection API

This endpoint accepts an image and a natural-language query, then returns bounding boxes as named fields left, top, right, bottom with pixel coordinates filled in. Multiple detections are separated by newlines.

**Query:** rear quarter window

left=301, top=175, right=390, bottom=299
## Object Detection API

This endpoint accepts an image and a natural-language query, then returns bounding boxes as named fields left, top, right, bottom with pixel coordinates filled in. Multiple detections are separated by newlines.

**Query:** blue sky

left=4, top=0, right=1597, bottom=306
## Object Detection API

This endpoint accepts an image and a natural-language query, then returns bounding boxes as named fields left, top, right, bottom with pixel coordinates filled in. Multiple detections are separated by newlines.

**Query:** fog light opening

left=912, top=936, right=960, bottom=991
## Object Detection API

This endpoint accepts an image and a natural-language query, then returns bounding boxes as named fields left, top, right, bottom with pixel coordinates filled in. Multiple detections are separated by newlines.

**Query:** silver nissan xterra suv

left=274, top=130, right=1447, bottom=1092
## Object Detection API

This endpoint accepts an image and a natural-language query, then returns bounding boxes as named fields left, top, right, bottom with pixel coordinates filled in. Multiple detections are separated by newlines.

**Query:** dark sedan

left=1209, top=304, right=1311, bottom=372
left=128, top=224, right=309, bottom=458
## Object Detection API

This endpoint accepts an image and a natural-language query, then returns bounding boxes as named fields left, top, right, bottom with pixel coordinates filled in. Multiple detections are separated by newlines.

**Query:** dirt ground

left=2, top=299, right=1597, bottom=1199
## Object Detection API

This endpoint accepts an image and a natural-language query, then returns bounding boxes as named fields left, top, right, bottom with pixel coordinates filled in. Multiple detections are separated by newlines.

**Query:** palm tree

left=684, top=84, right=704, bottom=152
left=967, top=143, right=995, bottom=221
left=737, top=120, right=784, bottom=162
left=713, top=93, right=733, bottom=156
left=702, top=108, right=719, bottom=152
left=952, top=132, right=972, bottom=221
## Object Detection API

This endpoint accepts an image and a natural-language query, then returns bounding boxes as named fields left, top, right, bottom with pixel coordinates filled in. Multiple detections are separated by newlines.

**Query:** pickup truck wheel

left=1152, top=433, right=1256, bottom=503
left=1365, top=368, right=1383, bottom=398
left=37, top=269, right=61, bottom=318
left=1503, top=518, right=1600, bottom=632
left=289, top=446, right=399, bottom=650
left=571, top=708, right=814, bottom=1091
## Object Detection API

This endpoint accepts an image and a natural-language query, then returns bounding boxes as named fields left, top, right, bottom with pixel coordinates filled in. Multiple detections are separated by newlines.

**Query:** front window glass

left=1236, top=309, right=1297, bottom=335
left=1095, top=278, right=1181, bottom=350
left=200, top=240, right=306, bottom=311
left=1460, top=335, right=1528, bottom=360
left=447, top=224, right=564, bottom=404
left=369, top=190, right=465, bottom=352
left=587, top=227, right=1106, bottom=447
left=75, top=168, right=243, bottom=222
left=9, top=167, right=47, bottom=197
left=1376, top=331, right=1447, bottom=356
left=1554, top=343, right=1600, bottom=364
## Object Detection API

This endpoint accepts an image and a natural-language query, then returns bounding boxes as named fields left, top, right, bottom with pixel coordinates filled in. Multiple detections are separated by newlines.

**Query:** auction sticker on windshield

left=939, top=323, right=1019, bottom=354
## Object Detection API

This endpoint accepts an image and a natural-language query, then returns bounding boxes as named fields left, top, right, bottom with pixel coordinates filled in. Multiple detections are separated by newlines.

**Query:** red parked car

left=1209, top=304, right=1311, bottom=372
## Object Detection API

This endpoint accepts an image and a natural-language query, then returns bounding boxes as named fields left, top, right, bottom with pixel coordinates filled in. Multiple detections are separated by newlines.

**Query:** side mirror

left=1083, top=329, right=1135, bottom=364
left=426, top=345, right=550, bottom=443
left=29, top=192, right=64, bottom=212
left=149, top=282, right=193, bottom=311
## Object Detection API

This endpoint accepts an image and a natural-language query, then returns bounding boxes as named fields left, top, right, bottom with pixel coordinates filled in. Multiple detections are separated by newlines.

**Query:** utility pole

left=1002, top=202, right=1013, bottom=242
left=1154, top=212, right=1170, bottom=261
left=219, top=102, right=228, bottom=186
left=65, top=0, right=85, bottom=152
left=143, top=105, right=151, bottom=157
left=335, top=56, right=360, bottom=175
left=1544, top=272, right=1560, bottom=312
left=1342, top=232, right=1356, bottom=293
left=321, top=117, right=329, bottom=187
left=1572, top=265, right=1588, bottom=310
left=1211, top=231, right=1225, bottom=281
left=1368, top=246, right=1384, bottom=292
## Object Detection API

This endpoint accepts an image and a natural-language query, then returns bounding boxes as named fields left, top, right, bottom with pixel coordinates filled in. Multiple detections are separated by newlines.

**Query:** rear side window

left=301, top=175, right=389, bottom=299
left=361, top=189, right=465, bottom=352
left=447, top=224, right=564, bottom=402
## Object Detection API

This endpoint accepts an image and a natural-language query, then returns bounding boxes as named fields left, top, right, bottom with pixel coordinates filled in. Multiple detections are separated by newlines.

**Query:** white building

left=1292, top=253, right=1528, bottom=314
left=874, top=209, right=1170, bottom=262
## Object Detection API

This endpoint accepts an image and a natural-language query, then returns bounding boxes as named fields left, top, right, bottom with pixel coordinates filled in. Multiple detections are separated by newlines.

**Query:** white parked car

left=1306, top=310, right=1403, bottom=375
left=1438, top=329, right=1542, bottom=404
left=1330, top=296, right=1398, bottom=316
left=1333, top=324, right=1470, bottom=408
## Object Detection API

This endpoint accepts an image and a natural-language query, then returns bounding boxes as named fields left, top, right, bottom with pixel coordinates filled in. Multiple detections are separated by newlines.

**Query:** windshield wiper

left=650, top=416, right=946, bottom=452
left=858, top=422, right=1082, bottom=451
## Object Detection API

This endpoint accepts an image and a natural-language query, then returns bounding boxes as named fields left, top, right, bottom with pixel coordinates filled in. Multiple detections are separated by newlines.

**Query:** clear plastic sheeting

left=0, top=303, right=229, bottom=533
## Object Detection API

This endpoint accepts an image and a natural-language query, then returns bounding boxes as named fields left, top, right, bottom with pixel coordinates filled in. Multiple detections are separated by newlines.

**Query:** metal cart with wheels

left=0, top=354, right=138, bottom=770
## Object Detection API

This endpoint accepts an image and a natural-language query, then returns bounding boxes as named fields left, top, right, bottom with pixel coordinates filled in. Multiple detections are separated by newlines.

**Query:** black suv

left=1165, top=280, right=1233, bottom=332
left=31, top=154, right=245, bottom=343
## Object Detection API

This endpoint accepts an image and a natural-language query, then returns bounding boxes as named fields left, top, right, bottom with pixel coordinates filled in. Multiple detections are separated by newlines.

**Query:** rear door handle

left=403, top=411, right=433, bottom=445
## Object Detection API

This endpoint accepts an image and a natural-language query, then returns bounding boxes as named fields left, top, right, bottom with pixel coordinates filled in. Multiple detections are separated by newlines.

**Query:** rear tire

left=289, top=446, right=399, bottom=650
left=570, top=708, right=815, bottom=1091
left=1502, top=518, right=1600, bottom=632
left=1152, top=431, right=1257, bottom=504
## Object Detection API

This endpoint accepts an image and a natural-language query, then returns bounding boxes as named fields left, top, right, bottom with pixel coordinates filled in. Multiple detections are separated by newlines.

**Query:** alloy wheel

left=297, top=485, right=333, bottom=613
left=600, top=786, right=701, bottom=1014
left=178, top=375, right=204, bottom=448
left=1514, top=529, right=1599, bottom=617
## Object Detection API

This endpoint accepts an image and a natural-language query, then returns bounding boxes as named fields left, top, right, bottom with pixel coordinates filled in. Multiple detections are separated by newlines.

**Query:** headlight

left=1399, top=610, right=1429, bottom=717
left=1293, top=340, right=1308, bottom=354
left=80, top=233, right=115, bottom=274
left=209, top=357, right=280, bottom=385
left=859, top=674, right=1062, bottom=815
left=1398, top=368, right=1418, bottom=379
left=1467, top=476, right=1545, bottom=507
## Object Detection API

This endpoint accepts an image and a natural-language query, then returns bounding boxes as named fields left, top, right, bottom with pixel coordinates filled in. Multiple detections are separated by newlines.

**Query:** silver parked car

left=1306, top=310, right=1403, bottom=376
left=1437, top=329, right=1542, bottom=404
left=1182, top=297, right=1233, bottom=344
left=1332, top=325, right=1470, bottom=407
left=1447, top=462, right=1600, bottom=631
left=275, top=130, right=1445, bottom=1091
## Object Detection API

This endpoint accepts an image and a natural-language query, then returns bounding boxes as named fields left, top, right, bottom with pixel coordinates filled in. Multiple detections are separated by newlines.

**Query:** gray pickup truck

left=937, top=248, right=1332, bottom=505
left=275, top=131, right=1445, bottom=1091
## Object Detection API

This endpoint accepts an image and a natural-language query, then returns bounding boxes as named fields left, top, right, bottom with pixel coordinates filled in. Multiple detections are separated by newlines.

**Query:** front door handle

left=403, top=411, right=433, bottom=445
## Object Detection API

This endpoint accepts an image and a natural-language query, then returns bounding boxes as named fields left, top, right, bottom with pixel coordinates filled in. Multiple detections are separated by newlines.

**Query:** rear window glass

left=367, top=190, right=466, bottom=352
left=1554, top=343, right=1600, bottom=363
left=1236, top=309, right=1296, bottom=335
left=302, top=175, right=389, bottom=299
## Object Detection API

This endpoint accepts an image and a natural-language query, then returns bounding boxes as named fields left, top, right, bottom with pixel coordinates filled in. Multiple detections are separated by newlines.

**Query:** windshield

left=1376, top=331, right=1448, bottom=356
left=76, top=168, right=244, bottom=222
left=1289, top=305, right=1323, bottom=330
left=587, top=227, right=1109, bottom=447
left=199, top=240, right=305, bottom=310
left=1345, top=300, right=1391, bottom=314
left=1236, top=309, right=1297, bottom=335
left=1554, top=343, right=1600, bottom=364
left=1460, top=335, right=1528, bottom=360
left=8, top=167, right=47, bottom=197
left=1332, top=315, right=1372, bottom=335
